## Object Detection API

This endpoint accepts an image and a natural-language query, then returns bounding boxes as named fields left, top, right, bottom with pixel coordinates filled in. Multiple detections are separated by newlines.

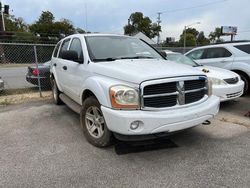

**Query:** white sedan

left=165, top=51, right=245, bottom=102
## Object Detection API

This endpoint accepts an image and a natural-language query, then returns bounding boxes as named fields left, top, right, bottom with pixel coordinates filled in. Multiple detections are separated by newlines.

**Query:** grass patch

left=0, top=91, right=52, bottom=106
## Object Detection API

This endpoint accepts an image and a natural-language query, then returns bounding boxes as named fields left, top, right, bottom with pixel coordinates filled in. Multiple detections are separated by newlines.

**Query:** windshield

left=85, top=36, right=164, bottom=62
left=167, top=53, right=200, bottom=67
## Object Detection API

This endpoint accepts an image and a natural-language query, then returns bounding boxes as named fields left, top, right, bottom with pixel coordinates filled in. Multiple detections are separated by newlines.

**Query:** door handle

left=63, top=66, right=67, bottom=70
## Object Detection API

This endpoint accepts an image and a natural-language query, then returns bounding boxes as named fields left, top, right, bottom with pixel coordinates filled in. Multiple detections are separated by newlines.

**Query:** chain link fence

left=0, top=42, right=195, bottom=104
left=0, top=43, right=55, bottom=104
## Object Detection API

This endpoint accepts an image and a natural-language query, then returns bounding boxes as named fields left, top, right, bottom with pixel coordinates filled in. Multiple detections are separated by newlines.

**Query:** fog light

left=130, top=121, right=144, bottom=130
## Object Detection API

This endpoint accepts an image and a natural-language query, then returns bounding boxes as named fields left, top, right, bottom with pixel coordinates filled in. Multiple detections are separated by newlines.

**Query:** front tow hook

left=202, top=120, right=211, bottom=125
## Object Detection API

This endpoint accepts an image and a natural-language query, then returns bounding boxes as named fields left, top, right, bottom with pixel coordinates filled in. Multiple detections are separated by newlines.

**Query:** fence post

left=33, top=45, right=42, bottom=97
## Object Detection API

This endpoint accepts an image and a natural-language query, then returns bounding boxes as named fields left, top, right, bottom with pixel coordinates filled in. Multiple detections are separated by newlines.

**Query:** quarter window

left=58, top=39, right=71, bottom=58
left=69, top=38, right=84, bottom=62
left=203, top=47, right=232, bottom=59
left=234, top=44, right=250, bottom=54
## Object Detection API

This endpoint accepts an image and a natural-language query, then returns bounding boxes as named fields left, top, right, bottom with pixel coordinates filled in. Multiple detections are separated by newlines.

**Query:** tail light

left=32, top=69, right=40, bottom=76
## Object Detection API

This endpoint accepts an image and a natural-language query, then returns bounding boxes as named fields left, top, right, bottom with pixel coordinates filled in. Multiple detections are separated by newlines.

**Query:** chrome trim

left=140, top=76, right=208, bottom=111
left=143, top=92, right=178, bottom=98
left=177, top=81, right=185, bottom=105
left=142, top=95, right=209, bottom=111
left=184, top=87, right=207, bottom=94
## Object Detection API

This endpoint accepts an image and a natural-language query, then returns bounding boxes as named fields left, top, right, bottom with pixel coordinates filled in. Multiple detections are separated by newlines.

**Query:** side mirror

left=159, top=51, right=167, bottom=59
left=61, top=50, right=82, bottom=63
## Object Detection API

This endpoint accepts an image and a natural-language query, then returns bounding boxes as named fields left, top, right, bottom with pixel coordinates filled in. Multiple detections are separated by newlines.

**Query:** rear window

left=234, top=44, right=250, bottom=54
left=203, top=47, right=232, bottom=59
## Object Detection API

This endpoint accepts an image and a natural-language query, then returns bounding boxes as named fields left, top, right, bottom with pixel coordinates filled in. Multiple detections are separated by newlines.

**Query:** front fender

left=231, top=62, right=250, bottom=77
left=80, top=76, right=111, bottom=107
left=80, top=76, right=139, bottom=108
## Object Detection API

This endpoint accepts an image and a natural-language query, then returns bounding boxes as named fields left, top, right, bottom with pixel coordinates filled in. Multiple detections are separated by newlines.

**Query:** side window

left=187, top=49, right=205, bottom=60
left=234, top=44, right=250, bottom=54
left=204, top=47, right=232, bottom=59
left=53, top=42, right=61, bottom=57
left=58, top=39, right=71, bottom=58
left=69, top=38, right=84, bottom=62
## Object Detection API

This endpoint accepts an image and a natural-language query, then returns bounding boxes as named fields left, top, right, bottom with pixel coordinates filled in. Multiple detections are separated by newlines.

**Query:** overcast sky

left=3, top=0, right=250, bottom=41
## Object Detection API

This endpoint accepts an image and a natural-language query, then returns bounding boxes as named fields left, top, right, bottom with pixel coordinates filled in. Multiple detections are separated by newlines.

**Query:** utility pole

left=0, top=1, right=9, bottom=32
left=0, top=1, right=5, bottom=32
left=157, top=12, right=162, bottom=45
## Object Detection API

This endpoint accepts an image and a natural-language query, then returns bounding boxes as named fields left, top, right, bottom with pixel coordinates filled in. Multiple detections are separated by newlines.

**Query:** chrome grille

left=141, top=76, right=208, bottom=109
left=224, top=77, right=239, bottom=84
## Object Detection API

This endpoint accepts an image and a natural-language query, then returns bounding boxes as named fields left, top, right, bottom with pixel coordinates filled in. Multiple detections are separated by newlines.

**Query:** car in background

left=26, top=61, right=51, bottom=88
left=185, top=41, right=250, bottom=94
left=0, top=76, right=4, bottom=91
left=165, top=51, right=245, bottom=102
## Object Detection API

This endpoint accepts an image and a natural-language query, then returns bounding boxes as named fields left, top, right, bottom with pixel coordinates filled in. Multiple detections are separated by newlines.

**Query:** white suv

left=185, top=41, right=250, bottom=94
left=50, top=34, right=220, bottom=147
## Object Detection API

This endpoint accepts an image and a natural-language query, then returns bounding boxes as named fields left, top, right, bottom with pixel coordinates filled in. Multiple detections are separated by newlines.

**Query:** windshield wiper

left=120, top=56, right=155, bottom=59
left=92, top=57, right=117, bottom=62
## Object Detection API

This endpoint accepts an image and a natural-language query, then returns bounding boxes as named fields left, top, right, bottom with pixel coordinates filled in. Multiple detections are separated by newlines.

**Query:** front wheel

left=80, top=97, right=112, bottom=147
left=239, top=73, right=249, bottom=95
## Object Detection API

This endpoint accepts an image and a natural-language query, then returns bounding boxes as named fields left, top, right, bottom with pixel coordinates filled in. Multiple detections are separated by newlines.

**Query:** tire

left=51, top=78, right=63, bottom=105
left=239, top=73, right=249, bottom=95
left=80, top=96, right=112, bottom=147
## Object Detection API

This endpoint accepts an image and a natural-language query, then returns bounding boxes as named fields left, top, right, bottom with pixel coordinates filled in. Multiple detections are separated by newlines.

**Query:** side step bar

left=59, top=93, right=81, bottom=114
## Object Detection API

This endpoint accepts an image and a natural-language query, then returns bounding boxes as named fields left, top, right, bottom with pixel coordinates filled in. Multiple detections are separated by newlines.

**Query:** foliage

left=179, top=33, right=197, bottom=46
left=29, top=11, right=76, bottom=41
left=178, top=27, right=210, bottom=47
left=124, top=12, right=161, bottom=39
left=4, top=15, right=28, bottom=32
left=197, top=31, right=210, bottom=45
left=209, top=27, right=223, bottom=43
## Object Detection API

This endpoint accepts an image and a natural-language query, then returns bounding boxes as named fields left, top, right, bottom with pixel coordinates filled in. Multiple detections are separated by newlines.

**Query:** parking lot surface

left=0, top=98, right=249, bottom=188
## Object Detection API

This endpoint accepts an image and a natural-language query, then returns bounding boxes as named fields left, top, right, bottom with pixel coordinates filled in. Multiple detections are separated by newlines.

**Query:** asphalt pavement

left=0, top=98, right=249, bottom=188
left=0, top=67, right=34, bottom=89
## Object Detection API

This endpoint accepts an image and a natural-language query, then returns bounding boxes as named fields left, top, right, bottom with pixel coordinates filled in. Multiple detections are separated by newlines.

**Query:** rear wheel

left=80, top=96, right=112, bottom=147
left=51, top=78, right=63, bottom=105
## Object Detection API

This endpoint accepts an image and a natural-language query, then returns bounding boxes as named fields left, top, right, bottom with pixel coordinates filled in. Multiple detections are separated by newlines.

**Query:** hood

left=195, top=66, right=239, bottom=79
left=90, top=59, right=205, bottom=84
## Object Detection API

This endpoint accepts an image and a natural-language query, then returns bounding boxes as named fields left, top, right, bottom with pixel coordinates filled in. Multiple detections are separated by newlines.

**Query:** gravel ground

left=0, top=99, right=249, bottom=188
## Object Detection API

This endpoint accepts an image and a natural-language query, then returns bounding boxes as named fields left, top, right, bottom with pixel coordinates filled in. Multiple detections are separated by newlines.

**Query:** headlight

left=208, top=77, right=227, bottom=85
left=109, top=85, right=139, bottom=109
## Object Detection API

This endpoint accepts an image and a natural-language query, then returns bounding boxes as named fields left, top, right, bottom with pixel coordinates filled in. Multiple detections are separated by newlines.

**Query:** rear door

left=194, top=47, right=234, bottom=69
left=56, top=38, right=71, bottom=92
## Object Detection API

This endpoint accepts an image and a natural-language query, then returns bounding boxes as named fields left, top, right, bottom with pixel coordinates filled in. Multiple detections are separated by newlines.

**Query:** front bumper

left=101, top=95, right=220, bottom=136
left=213, top=81, right=244, bottom=102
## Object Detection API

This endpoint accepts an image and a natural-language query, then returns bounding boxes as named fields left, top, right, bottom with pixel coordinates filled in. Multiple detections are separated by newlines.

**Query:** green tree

left=185, top=28, right=199, bottom=38
left=209, top=27, right=222, bottom=43
left=179, top=33, right=196, bottom=46
left=178, top=27, right=210, bottom=46
left=30, top=11, right=76, bottom=41
left=197, top=31, right=210, bottom=45
left=4, top=15, right=28, bottom=32
left=37, top=11, right=54, bottom=24
left=124, top=12, right=161, bottom=39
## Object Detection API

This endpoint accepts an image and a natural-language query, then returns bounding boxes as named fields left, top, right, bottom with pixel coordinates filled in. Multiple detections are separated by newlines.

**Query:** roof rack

left=212, top=40, right=250, bottom=45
